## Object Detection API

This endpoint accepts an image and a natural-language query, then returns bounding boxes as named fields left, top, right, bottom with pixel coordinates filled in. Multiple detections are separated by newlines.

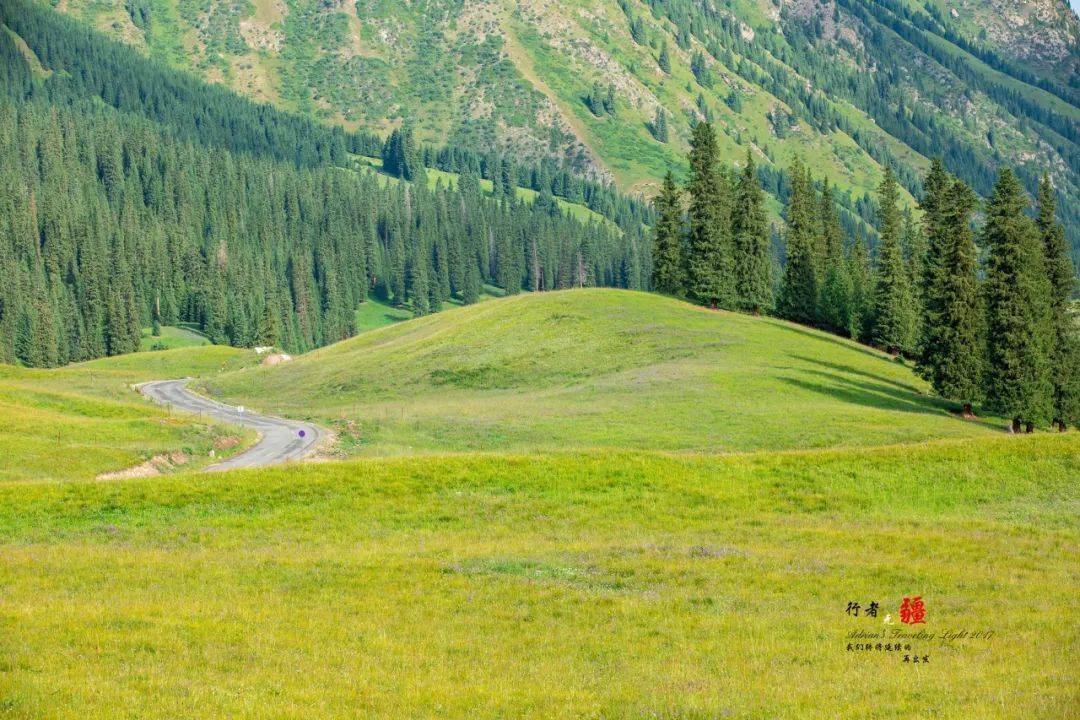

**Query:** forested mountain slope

left=0, top=0, right=647, bottom=367
left=47, top=0, right=1080, bottom=255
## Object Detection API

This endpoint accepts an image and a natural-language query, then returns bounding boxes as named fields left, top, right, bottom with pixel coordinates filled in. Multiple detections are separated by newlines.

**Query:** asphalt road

left=139, top=379, right=323, bottom=471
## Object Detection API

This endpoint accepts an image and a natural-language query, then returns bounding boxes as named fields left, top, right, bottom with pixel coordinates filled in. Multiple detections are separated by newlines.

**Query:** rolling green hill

left=48, top=0, right=1080, bottom=252
left=202, top=288, right=1003, bottom=455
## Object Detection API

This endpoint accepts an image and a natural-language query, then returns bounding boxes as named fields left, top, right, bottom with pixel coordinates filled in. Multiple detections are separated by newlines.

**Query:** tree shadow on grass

left=779, top=368, right=1002, bottom=431
left=762, top=319, right=891, bottom=361
left=788, top=354, right=923, bottom=395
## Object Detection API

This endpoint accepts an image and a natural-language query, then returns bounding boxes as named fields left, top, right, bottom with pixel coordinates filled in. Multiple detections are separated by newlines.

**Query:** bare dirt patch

left=96, top=452, right=189, bottom=481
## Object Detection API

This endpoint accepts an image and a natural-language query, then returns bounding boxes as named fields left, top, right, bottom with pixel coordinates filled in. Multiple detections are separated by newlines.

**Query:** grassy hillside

left=0, top=346, right=258, bottom=482
left=203, top=289, right=1002, bottom=455
left=138, top=325, right=211, bottom=352
left=1, top=434, right=1076, bottom=717
left=352, top=154, right=615, bottom=227
left=46, top=0, right=1080, bottom=252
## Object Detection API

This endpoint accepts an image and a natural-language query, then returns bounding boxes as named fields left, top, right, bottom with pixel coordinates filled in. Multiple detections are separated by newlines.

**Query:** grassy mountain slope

left=917, top=0, right=1078, bottom=85
left=2, top=434, right=1077, bottom=717
left=0, top=345, right=257, bottom=481
left=202, top=289, right=1002, bottom=455
left=49, top=0, right=1080, bottom=251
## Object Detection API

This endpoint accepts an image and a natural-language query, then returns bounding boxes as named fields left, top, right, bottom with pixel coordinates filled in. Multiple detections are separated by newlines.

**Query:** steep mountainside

left=49, top=0, right=1080, bottom=253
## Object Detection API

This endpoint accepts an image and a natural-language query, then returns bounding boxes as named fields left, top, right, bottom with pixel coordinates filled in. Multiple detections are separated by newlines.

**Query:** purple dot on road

left=298, top=430, right=306, bottom=438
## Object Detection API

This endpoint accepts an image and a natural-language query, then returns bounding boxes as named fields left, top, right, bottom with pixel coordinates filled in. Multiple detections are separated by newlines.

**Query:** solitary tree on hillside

left=1036, top=175, right=1080, bottom=430
left=732, top=152, right=771, bottom=313
left=652, top=171, right=685, bottom=295
left=983, top=169, right=1054, bottom=432
left=917, top=177, right=984, bottom=416
left=658, top=43, right=671, bottom=74
left=650, top=108, right=669, bottom=143
left=777, top=159, right=817, bottom=325
left=870, top=167, right=916, bottom=355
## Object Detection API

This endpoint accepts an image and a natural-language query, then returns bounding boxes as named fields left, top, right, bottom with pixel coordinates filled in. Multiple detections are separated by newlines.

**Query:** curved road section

left=139, top=380, right=323, bottom=471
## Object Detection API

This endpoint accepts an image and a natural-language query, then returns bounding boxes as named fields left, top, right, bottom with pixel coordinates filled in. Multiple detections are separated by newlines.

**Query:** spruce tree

left=256, top=300, right=280, bottom=347
left=658, top=43, right=671, bottom=74
left=870, top=166, right=916, bottom=355
left=917, top=159, right=952, bottom=353
left=918, top=178, right=984, bottom=415
left=462, top=262, right=481, bottom=305
left=685, top=122, right=733, bottom=308
left=777, top=159, right=817, bottom=325
left=732, top=152, right=771, bottom=313
left=1036, top=175, right=1080, bottom=430
left=408, top=246, right=431, bottom=317
left=818, top=180, right=853, bottom=335
left=847, top=234, right=873, bottom=343
left=651, top=171, right=685, bottom=295
left=650, top=108, right=669, bottom=143
left=983, top=169, right=1054, bottom=431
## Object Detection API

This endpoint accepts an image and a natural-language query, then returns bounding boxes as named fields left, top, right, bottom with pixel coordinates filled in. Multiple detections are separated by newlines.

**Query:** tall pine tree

left=1036, top=175, right=1080, bottom=430
left=870, top=166, right=916, bottom=355
left=777, top=159, right=817, bottom=325
left=651, top=171, right=685, bottom=295
left=685, top=122, right=733, bottom=308
left=983, top=170, right=1054, bottom=431
left=817, top=179, right=852, bottom=335
left=732, top=151, right=771, bottom=313
left=917, top=177, right=984, bottom=415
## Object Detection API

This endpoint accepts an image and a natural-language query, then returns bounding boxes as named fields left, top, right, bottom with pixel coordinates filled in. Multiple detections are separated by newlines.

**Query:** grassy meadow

left=0, top=345, right=258, bottom=482
left=204, top=289, right=1002, bottom=456
left=1, top=289, right=1077, bottom=718
left=138, top=325, right=210, bottom=352
left=1, top=435, right=1076, bottom=718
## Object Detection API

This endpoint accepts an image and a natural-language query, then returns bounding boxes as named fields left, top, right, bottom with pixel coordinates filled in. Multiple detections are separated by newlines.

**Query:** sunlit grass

left=205, top=289, right=1005, bottom=457
left=0, top=434, right=1076, bottom=717
left=138, top=325, right=210, bottom=352
left=0, top=346, right=258, bottom=481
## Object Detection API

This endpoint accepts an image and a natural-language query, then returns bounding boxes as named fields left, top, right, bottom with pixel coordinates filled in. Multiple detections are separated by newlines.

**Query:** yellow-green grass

left=203, top=289, right=1004, bottom=457
left=0, top=346, right=259, bottom=482
left=1, top=434, right=1076, bottom=718
left=138, top=325, right=210, bottom=352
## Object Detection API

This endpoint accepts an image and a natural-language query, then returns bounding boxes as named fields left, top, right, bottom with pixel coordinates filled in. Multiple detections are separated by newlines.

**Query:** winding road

left=139, top=380, right=324, bottom=471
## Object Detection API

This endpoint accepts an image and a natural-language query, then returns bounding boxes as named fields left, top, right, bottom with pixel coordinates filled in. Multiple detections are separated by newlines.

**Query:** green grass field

left=138, top=325, right=211, bottom=352
left=0, top=346, right=258, bottom=482
left=204, top=289, right=1002, bottom=456
left=1, top=289, right=1077, bottom=718
left=1, top=435, right=1076, bottom=717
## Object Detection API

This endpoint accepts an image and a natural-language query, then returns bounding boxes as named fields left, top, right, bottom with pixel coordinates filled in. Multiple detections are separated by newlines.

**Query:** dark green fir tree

left=732, top=151, right=771, bottom=313
left=983, top=170, right=1054, bottom=432
left=685, top=122, right=733, bottom=308
left=1036, top=175, right=1080, bottom=430
left=917, top=178, right=984, bottom=415
left=777, top=159, right=817, bottom=325
left=651, top=171, right=685, bottom=295
left=817, top=179, right=852, bottom=335
left=870, top=166, right=916, bottom=355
